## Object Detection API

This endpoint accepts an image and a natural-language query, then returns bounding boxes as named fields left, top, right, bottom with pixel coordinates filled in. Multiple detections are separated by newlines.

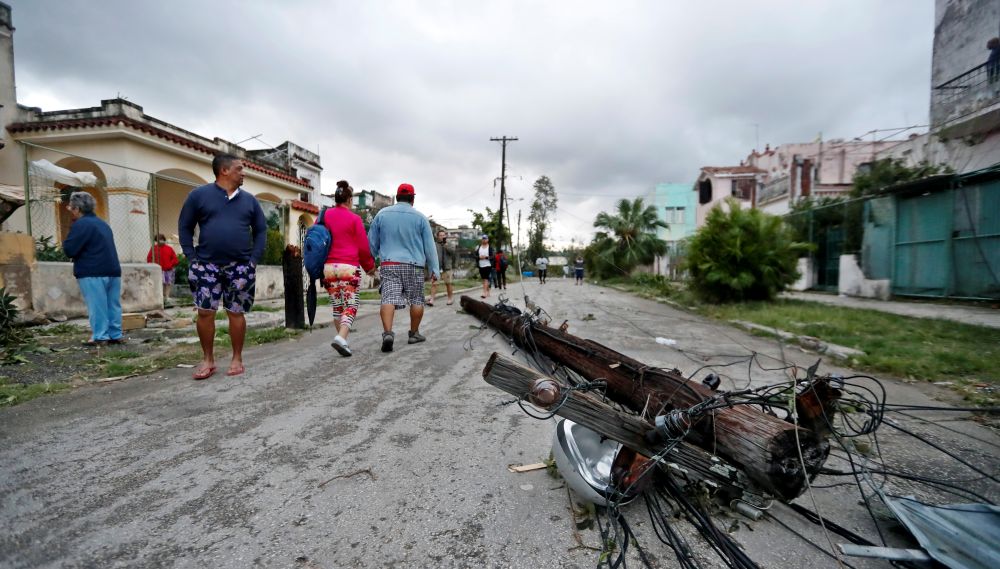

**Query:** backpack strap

left=315, top=206, right=328, bottom=228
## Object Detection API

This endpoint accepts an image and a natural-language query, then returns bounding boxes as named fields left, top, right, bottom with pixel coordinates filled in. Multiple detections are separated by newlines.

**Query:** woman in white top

left=475, top=234, right=494, bottom=299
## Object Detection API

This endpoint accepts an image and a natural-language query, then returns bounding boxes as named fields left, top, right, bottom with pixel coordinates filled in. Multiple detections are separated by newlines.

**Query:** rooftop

left=7, top=98, right=315, bottom=189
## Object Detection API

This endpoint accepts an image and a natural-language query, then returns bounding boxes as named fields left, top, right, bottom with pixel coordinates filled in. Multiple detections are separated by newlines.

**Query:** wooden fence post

left=282, top=245, right=305, bottom=329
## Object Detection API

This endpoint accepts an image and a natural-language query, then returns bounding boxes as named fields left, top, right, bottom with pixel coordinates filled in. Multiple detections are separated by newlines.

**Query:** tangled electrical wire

left=466, top=296, right=999, bottom=569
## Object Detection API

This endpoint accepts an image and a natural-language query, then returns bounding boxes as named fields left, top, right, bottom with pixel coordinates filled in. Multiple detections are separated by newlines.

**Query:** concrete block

left=838, top=254, right=891, bottom=300
left=790, top=257, right=815, bottom=291
left=0, top=231, right=35, bottom=265
left=122, top=313, right=146, bottom=331
left=31, top=262, right=163, bottom=318
left=255, top=265, right=284, bottom=301
left=0, top=263, right=33, bottom=311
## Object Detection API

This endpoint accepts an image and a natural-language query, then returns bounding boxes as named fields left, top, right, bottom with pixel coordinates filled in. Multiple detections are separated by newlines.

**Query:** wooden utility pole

left=462, top=295, right=835, bottom=501
left=490, top=136, right=517, bottom=252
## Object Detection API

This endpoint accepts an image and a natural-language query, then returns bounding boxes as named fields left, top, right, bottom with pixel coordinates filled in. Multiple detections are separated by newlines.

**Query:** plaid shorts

left=379, top=263, right=425, bottom=308
left=188, top=260, right=257, bottom=313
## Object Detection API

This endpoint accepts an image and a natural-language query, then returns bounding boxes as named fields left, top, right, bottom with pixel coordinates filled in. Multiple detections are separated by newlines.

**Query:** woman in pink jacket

left=321, top=180, right=376, bottom=357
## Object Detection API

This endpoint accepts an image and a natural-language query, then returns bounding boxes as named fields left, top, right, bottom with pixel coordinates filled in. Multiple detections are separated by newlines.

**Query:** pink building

left=747, top=140, right=899, bottom=216
left=694, top=165, right=765, bottom=227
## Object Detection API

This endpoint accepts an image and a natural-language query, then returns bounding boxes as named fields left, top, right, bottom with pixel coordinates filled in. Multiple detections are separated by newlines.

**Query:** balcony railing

left=931, top=62, right=1000, bottom=128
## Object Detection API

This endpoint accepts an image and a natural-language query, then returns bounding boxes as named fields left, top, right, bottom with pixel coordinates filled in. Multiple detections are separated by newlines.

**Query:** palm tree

left=589, top=198, right=668, bottom=277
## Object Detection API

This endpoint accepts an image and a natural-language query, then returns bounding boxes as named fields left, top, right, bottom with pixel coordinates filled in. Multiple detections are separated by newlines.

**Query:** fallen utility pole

left=483, top=352, right=755, bottom=496
left=463, top=296, right=834, bottom=501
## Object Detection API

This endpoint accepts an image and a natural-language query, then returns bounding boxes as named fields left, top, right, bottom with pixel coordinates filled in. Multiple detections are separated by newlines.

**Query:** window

left=664, top=206, right=685, bottom=224
left=698, top=179, right=712, bottom=204
left=731, top=178, right=755, bottom=200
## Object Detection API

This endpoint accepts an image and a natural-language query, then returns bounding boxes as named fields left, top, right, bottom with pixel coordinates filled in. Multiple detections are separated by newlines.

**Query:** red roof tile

left=701, top=165, right=766, bottom=175
left=290, top=199, right=319, bottom=214
left=7, top=116, right=313, bottom=189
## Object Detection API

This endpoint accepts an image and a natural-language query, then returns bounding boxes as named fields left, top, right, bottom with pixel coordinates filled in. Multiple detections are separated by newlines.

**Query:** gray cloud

left=8, top=0, right=933, bottom=246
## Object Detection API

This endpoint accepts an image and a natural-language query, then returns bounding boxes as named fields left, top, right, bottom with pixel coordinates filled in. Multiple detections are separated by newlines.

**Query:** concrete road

left=2, top=279, right=997, bottom=568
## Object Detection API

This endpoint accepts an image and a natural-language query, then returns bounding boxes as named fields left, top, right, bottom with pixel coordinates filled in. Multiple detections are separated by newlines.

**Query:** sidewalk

left=780, top=291, right=1000, bottom=329
left=40, top=286, right=482, bottom=338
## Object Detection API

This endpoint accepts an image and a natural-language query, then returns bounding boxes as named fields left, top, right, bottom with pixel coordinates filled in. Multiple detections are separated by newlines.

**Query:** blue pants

left=78, top=277, right=123, bottom=341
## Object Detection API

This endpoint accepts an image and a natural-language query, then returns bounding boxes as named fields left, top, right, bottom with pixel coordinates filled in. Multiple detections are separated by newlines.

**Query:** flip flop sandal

left=226, top=365, right=245, bottom=377
left=192, top=366, right=216, bottom=380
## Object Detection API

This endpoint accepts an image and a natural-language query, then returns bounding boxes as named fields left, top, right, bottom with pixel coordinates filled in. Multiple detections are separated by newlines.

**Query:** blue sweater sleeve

left=178, top=192, right=198, bottom=260
left=250, top=199, right=267, bottom=264
left=62, top=218, right=89, bottom=259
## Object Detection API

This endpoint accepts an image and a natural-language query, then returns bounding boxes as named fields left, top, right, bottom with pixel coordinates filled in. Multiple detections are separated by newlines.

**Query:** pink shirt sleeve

left=355, top=215, right=375, bottom=272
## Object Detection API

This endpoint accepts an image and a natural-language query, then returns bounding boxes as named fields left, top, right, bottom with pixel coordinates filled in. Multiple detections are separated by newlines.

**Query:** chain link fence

left=24, top=143, right=171, bottom=264
left=783, top=197, right=865, bottom=291
left=784, top=182, right=999, bottom=299
left=22, top=142, right=294, bottom=272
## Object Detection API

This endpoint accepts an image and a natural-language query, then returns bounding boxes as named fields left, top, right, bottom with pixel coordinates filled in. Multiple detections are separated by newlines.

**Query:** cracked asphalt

left=2, top=279, right=997, bottom=568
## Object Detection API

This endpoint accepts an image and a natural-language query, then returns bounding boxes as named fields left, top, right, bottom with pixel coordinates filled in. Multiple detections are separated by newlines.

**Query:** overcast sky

left=8, top=0, right=934, bottom=248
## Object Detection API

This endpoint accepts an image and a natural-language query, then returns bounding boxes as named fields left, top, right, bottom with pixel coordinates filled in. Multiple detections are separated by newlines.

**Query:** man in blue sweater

left=178, top=154, right=267, bottom=380
left=368, top=183, right=440, bottom=353
left=62, top=192, right=124, bottom=346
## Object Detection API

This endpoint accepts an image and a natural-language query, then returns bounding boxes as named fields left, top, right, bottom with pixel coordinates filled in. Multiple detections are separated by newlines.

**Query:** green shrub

left=684, top=200, right=810, bottom=303
left=261, top=229, right=284, bottom=266
left=630, top=273, right=676, bottom=297
left=35, top=236, right=70, bottom=262
left=0, top=287, right=32, bottom=361
left=175, top=254, right=190, bottom=285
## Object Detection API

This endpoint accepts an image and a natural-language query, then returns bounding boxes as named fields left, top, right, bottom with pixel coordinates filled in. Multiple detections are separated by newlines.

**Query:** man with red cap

left=368, top=183, right=440, bottom=352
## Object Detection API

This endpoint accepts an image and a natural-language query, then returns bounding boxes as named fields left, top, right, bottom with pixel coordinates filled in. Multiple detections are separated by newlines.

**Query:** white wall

left=31, top=262, right=162, bottom=318
left=878, top=131, right=1000, bottom=174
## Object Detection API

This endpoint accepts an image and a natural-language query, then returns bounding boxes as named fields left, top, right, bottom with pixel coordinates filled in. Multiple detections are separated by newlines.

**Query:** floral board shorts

left=322, top=263, right=363, bottom=328
left=188, top=259, right=257, bottom=313
left=379, top=263, right=425, bottom=308
left=162, top=268, right=176, bottom=286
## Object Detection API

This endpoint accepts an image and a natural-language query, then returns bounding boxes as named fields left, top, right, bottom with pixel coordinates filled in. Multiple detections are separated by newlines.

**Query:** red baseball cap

left=397, top=183, right=415, bottom=197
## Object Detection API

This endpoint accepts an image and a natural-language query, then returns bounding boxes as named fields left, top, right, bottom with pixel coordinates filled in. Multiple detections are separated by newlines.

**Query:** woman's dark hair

left=989, top=37, right=1000, bottom=50
left=334, top=180, right=353, bottom=204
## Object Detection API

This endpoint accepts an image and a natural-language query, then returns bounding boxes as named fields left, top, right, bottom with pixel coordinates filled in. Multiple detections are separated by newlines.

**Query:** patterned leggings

left=323, top=263, right=362, bottom=328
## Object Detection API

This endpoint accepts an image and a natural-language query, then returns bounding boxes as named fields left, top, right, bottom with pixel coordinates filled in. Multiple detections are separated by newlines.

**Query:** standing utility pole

left=490, top=136, right=517, bottom=251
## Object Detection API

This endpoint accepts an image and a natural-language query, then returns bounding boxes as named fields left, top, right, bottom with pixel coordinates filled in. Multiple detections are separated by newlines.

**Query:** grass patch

left=602, top=277, right=999, bottom=405
left=214, top=326, right=301, bottom=346
left=245, top=327, right=302, bottom=345
left=40, top=323, right=85, bottom=336
left=699, top=299, right=999, bottom=384
left=104, top=361, right=148, bottom=376
left=103, top=350, right=142, bottom=360
left=0, top=381, right=70, bottom=406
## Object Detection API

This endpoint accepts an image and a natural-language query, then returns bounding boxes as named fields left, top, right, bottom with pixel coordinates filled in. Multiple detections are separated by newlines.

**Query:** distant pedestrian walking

left=535, top=255, right=549, bottom=284
left=494, top=249, right=509, bottom=290
left=321, top=181, right=376, bottom=357
left=475, top=234, right=494, bottom=299
left=62, top=192, right=124, bottom=346
left=178, top=153, right=267, bottom=380
left=147, top=233, right=179, bottom=301
left=368, top=183, right=440, bottom=353
left=574, top=256, right=585, bottom=285
left=428, top=230, right=458, bottom=306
